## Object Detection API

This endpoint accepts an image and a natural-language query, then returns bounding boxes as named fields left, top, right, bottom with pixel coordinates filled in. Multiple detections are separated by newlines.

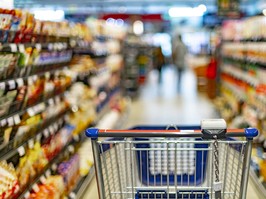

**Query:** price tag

left=0, top=82, right=6, bottom=90
left=7, top=117, right=14, bottom=127
left=33, top=75, right=38, bottom=81
left=68, top=145, right=74, bottom=153
left=18, top=44, right=25, bottom=52
left=51, top=163, right=57, bottom=171
left=39, top=103, right=46, bottom=111
left=48, top=98, right=55, bottom=105
left=28, top=139, right=34, bottom=149
left=17, top=146, right=25, bottom=156
left=45, top=170, right=51, bottom=177
left=49, top=126, right=55, bottom=135
left=35, top=43, right=42, bottom=51
left=53, top=123, right=58, bottom=131
left=8, top=80, right=16, bottom=90
left=16, top=78, right=24, bottom=87
left=48, top=43, right=54, bottom=51
left=69, top=192, right=76, bottom=199
left=27, top=108, right=35, bottom=117
left=40, top=175, right=46, bottom=184
left=32, top=183, right=40, bottom=192
left=55, top=96, right=60, bottom=104
left=73, top=134, right=79, bottom=142
left=44, top=129, right=49, bottom=138
left=9, top=44, right=17, bottom=52
left=24, top=191, right=30, bottom=199
left=28, top=77, right=34, bottom=85
left=14, top=115, right=21, bottom=125
left=53, top=43, right=58, bottom=50
left=36, top=133, right=42, bottom=142
left=1, top=119, right=7, bottom=127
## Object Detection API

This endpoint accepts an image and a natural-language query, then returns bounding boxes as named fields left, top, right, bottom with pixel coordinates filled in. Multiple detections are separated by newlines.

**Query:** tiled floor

left=82, top=66, right=260, bottom=198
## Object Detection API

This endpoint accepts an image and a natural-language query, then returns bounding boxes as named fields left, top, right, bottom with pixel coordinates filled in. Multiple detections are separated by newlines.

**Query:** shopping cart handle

left=85, top=127, right=258, bottom=139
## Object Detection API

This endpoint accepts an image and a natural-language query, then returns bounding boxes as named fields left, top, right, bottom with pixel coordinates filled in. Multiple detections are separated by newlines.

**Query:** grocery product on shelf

left=0, top=7, right=128, bottom=198
left=0, top=160, right=19, bottom=199
left=122, top=40, right=154, bottom=97
left=216, top=16, right=266, bottom=197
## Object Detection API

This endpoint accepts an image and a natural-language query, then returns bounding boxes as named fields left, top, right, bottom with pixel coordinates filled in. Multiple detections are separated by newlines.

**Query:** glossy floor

left=82, top=66, right=260, bottom=199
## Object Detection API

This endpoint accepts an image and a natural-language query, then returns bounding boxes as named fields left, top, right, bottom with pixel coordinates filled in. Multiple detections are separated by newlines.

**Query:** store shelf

left=0, top=114, right=67, bottom=161
left=223, top=56, right=266, bottom=69
left=17, top=130, right=84, bottom=199
left=221, top=65, right=259, bottom=87
left=250, top=168, right=266, bottom=199
left=0, top=60, right=71, bottom=84
left=0, top=89, right=68, bottom=120
left=0, top=42, right=69, bottom=52
left=73, top=49, right=108, bottom=58
left=68, top=167, right=95, bottom=199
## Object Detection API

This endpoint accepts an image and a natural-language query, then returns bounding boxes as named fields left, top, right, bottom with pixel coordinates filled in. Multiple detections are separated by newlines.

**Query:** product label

left=14, top=115, right=21, bottom=125
left=51, top=163, right=57, bottom=171
left=35, top=44, right=42, bottom=51
left=27, top=108, right=35, bottom=117
left=36, top=133, right=42, bottom=142
left=24, top=191, right=30, bottom=199
left=8, top=80, right=16, bottom=90
left=17, top=146, right=25, bottom=156
left=45, top=170, right=51, bottom=177
left=0, top=119, right=7, bottom=127
left=9, top=44, right=17, bottom=52
left=0, top=82, right=5, bottom=90
left=16, top=78, right=24, bottom=87
left=7, top=117, right=14, bottom=127
left=43, top=129, right=49, bottom=138
left=18, top=44, right=25, bottom=53
left=73, top=134, right=79, bottom=142
left=49, top=126, right=55, bottom=135
left=28, top=139, right=34, bottom=149
left=40, top=176, right=46, bottom=184
left=32, top=183, right=40, bottom=192
left=69, top=192, right=76, bottom=199
left=68, top=145, right=74, bottom=153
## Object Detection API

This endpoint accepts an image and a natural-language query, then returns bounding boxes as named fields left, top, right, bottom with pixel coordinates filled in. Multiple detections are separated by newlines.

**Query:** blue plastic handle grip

left=244, top=128, right=258, bottom=139
left=86, top=128, right=99, bottom=139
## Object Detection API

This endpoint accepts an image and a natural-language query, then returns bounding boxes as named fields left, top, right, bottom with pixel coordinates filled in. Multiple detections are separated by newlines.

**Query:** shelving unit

left=122, top=42, right=154, bottom=97
left=0, top=9, right=128, bottom=198
left=216, top=17, right=266, bottom=198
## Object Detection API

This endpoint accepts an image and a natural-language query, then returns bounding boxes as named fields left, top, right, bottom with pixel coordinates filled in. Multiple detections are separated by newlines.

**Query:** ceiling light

left=116, top=19, right=124, bottom=26
left=133, top=20, right=144, bottom=35
left=106, top=18, right=115, bottom=25
left=0, top=0, right=14, bottom=9
left=198, top=4, right=207, bottom=13
left=263, top=9, right=266, bottom=16
left=169, top=5, right=207, bottom=18
left=33, top=9, right=65, bottom=22
left=118, top=6, right=127, bottom=13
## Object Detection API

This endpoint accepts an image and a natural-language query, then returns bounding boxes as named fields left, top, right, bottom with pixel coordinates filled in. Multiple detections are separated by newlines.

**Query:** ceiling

left=14, top=0, right=261, bottom=14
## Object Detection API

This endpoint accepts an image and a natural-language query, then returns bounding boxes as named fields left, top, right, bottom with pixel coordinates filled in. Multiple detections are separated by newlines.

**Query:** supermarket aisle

left=82, top=66, right=259, bottom=199
left=124, top=65, right=218, bottom=127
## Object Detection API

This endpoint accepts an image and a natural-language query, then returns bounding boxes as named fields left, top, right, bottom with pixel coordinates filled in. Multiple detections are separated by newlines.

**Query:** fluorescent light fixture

left=116, top=19, right=124, bottom=26
left=33, top=9, right=65, bottom=22
left=106, top=18, right=115, bottom=25
left=0, top=0, right=14, bottom=9
left=198, top=4, right=207, bottom=13
left=133, top=20, right=144, bottom=35
left=118, top=6, right=127, bottom=13
left=169, top=5, right=207, bottom=17
left=263, top=9, right=266, bottom=16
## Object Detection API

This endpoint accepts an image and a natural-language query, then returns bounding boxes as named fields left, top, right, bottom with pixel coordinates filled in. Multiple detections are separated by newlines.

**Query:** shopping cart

left=86, top=119, right=258, bottom=199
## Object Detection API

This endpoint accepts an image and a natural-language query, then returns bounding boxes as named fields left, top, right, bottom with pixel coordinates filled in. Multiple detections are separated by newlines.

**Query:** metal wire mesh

left=96, top=138, right=248, bottom=199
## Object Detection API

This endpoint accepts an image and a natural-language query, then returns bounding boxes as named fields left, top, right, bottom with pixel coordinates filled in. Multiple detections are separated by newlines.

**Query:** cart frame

left=86, top=119, right=258, bottom=199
